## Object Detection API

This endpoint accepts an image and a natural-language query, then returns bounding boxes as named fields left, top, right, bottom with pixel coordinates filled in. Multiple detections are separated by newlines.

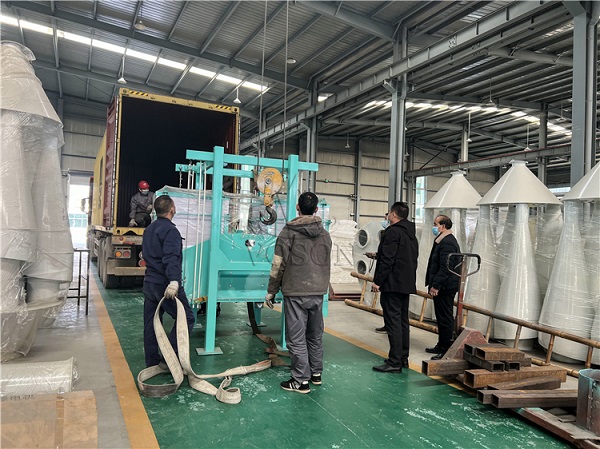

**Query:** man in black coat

left=425, top=214, right=461, bottom=360
left=371, top=202, right=418, bottom=373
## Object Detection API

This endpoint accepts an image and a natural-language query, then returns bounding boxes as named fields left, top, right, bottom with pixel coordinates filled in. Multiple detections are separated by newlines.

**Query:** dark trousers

left=143, top=281, right=195, bottom=367
left=284, top=295, right=324, bottom=382
left=380, top=292, right=410, bottom=367
left=433, top=289, right=457, bottom=350
left=135, top=212, right=151, bottom=227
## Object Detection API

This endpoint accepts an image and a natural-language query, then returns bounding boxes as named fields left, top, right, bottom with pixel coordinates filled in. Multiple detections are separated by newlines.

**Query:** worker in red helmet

left=129, top=180, right=155, bottom=227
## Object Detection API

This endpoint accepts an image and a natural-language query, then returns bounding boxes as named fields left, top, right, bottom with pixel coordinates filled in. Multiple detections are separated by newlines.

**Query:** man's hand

left=146, top=205, right=153, bottom=212
left=164, top=281, right=179, bottom=299
left=429, top=287, right=439, bottom=297
left=264, top=293, right=275, bottom=309
left=371, top=283, right=380, bottom=292
left=128, top=219, right=137, bottom=227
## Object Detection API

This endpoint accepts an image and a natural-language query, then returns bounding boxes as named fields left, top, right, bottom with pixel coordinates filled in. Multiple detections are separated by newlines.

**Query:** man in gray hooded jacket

left=265, top=192, right=332, bottom=394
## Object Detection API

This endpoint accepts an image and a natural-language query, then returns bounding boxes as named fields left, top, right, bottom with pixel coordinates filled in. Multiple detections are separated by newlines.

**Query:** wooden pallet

left=516, top=408, right=600, bottom=449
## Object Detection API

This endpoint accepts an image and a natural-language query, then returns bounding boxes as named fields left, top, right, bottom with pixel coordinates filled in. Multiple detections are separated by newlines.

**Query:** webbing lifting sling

left=137, top=297, right=271, bottom=404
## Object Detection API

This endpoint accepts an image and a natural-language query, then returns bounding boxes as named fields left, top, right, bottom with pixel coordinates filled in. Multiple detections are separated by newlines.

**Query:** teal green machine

left=170, top=146, right=328, bottom=355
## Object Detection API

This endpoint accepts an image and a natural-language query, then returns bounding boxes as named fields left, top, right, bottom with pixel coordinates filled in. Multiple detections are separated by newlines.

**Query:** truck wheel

left=102, top=270, right=119, bottom=289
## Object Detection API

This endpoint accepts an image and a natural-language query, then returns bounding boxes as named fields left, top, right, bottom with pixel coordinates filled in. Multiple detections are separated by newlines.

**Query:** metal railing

left=68, top=248, right=91, bottom=315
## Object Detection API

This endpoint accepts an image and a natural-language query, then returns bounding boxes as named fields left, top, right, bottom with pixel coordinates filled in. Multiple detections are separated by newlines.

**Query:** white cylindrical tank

left=534, top=204, right=563, bottom=297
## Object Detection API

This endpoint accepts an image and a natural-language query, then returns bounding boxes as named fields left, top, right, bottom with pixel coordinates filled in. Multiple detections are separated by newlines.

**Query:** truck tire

left=87, top=232, right=97, bottom=262
left=100, top=238, right=118, bottom=289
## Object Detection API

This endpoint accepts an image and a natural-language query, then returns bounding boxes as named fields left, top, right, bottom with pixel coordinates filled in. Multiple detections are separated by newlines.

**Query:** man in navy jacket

left=425, top=214, right=461, bottom=360
left=142, top=195, right=195, bottom=367
left=371, top=202, right=418, bottom=373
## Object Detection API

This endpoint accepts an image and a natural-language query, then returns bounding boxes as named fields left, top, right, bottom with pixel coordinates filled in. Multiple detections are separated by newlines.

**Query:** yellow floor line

left=91, top=277, right=159, bottom=449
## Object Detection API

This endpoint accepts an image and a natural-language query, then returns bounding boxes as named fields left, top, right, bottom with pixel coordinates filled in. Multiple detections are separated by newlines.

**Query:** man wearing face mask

left=371, top=202, right=418, bottom=373
left=425, top=215, right=461, bottom=360
left=129, top=180, right=155, bottom=227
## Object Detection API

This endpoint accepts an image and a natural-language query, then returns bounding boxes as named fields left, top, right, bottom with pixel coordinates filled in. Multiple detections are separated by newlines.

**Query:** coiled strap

left=137, top=297, right=271, bottom=404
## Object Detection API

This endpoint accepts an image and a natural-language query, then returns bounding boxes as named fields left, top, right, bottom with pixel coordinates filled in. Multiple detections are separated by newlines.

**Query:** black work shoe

left=310, top=373, right=322, bottom=385
left=375, top=326, right=388, bottom=334
left=373, top=363, right=402, bottom=373
left=425, top=344, right=442, bottom=354
left=430, top=352, right=446, bottom=360
left=281, top=378, right=310, bottom=393
left=384, top=358, right=409, bottom=369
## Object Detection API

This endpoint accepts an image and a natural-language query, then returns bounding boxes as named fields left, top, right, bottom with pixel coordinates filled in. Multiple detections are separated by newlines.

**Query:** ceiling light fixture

left=117, top=54, right=127, bottom=84
left=233, top=87, right=241, bottom=104
left=286, top=57, right=297, bottom=64
left=466, top=112, right=472, bottom=143
left=345, top=133, right=351, bottom=149
left=134, top=1, right=147, bottom=31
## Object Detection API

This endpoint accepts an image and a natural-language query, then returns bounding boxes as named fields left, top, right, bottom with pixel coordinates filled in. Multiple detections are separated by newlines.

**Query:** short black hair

left=390, top=201, right=409, bottom=220
left=298, top=192, right=319, bottom=215
left=436, top=214, right=453, bottom=229
left=154, top=195, right=174, bottom=217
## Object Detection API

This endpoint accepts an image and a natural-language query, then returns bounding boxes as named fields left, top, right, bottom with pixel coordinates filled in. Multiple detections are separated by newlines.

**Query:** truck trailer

left=88, top=88, right=239, bottom=288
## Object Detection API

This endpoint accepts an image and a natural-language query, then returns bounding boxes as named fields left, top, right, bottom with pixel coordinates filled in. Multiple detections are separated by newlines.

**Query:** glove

left=164, top=281, right=179, bottom=299
left=128, top=219, right=137, bottom=227
left=264, top=293, right=275, bottom=309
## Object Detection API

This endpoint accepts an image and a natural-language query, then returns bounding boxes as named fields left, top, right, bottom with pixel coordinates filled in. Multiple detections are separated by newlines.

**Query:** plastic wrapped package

left=0, top=357, right=79, bottom=398
left=538, top=201, right=595, bottom=362
left=0, top=258, right=26, bottom=311
left=1, top=42, right=70, bottom=358
left=411, top=208, right=435, bottom=319
left=0, top=299, right=64, bottom=362
left=493, top=203, right=541, bottom=347
left=535, top=204, right=563, bottom=297
left=495, top=205, right=516, bottom=280
left=329, top=219, right=358, bottom=284
left=464, top=205, right=501, bottom=333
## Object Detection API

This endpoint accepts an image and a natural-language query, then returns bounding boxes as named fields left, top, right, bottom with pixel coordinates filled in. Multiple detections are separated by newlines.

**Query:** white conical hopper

left=411, top=209, right=435, bottom=319
left=496, top=205, right=516, bottom=279
left=535, top=204, right=563, bottom=296
left=493, top=203, right=541, bottom=347
left=477, top=160, right=561, bottom=207
left=464, top=205, right=501, bottom=333
left=592, top=306, right=600, bottom=365
left=425, top=171, right=482, bottom=209
left=538, top=201, right=594, bottom=362
left=562, top=162, right=600, bottom=202
left=583, top=202, right=600, bottom=334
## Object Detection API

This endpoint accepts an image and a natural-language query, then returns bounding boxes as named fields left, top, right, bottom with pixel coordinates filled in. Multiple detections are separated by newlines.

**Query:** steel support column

left=387, top=28, right=408, bottom=206
left=538, top=108, right=548, bottom=184
left=307, top=83, right=318, bottom=192
left=461, top=126, right=469, bottom=162
left=355, top=140, right=362, bottom=223
left=568, top=2, right=598, bottom=185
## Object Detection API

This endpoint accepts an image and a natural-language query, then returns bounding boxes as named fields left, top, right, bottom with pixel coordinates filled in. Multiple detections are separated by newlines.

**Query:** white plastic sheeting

left=0, top=42, right=71, bottom=361
left=463, top=205, right=501, bottom=333
left=0, top=357, right=79, bottom=398
left=329, top=219, right=358, bottom=284
left=538, top=201, right=595, bottom=362
left=534, top=205, right=563, bottom=297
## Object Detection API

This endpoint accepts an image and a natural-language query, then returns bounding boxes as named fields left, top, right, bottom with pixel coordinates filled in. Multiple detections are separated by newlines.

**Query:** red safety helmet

left=138, top=180, right=150, bottom=190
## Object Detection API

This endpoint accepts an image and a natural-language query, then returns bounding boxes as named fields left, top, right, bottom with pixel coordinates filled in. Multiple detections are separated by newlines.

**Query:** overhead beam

left=296, top=1, right=397, bottom=41
left=32, top=59, right=259, bottom=120
left=488, top=47, right=573, bottom=66
left=200, top=1, right=240, bottom=55
left=240, top=1, right=561, bottom=149
left=7, top=1, right=310, bottom=91
left=405, top=145, right=572, bottom=178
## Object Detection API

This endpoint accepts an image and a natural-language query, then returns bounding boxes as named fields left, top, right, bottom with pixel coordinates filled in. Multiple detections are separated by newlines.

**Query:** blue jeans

left=143, top=281, right=195, bottom=367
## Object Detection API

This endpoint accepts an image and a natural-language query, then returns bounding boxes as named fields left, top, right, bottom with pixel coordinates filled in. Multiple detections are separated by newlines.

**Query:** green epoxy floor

left=98, top=277, right=568, bottom=449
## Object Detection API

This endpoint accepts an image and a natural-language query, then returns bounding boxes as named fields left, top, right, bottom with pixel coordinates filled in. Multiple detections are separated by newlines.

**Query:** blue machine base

left=196, top=347, right=224, bottom=356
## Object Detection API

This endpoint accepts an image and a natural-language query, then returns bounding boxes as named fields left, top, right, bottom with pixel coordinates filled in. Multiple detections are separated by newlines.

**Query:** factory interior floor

left=7, top=262, right=586, bottom=449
